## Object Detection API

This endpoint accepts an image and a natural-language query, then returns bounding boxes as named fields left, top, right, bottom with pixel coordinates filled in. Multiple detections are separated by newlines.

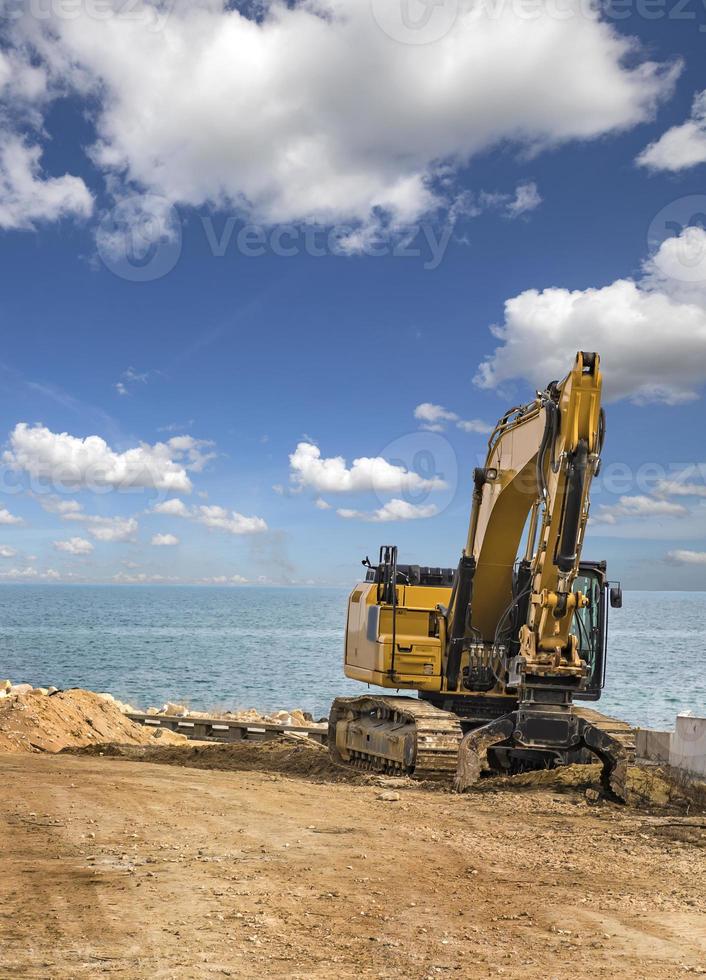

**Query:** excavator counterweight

left=329, top=352, right=626, bottom=799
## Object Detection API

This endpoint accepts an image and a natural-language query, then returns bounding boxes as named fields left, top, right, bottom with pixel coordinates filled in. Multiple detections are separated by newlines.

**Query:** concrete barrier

left=669, top=713, right=706, bottom=779
left=636, top=713, right=706, bottom=779
left=635, top=729, right=671, bottom=764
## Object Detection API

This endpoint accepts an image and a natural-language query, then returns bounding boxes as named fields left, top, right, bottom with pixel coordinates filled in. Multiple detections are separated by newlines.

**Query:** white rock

left=160, top=702, right=189, bottom=717
left=10, top=683, right=33, bottom=696
left=0, top=680, right=11, bottom=693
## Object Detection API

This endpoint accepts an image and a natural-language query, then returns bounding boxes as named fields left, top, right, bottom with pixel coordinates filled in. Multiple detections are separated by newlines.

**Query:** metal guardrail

left=126, top=712, right=328, bottom=745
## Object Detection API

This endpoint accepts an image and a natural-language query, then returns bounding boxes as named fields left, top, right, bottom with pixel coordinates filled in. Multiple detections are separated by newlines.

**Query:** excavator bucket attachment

left=454, top=712, right=630, bottom=803
left=453, top=717, right=515, bottom=793
left=577, top=716, right=629, bottom=803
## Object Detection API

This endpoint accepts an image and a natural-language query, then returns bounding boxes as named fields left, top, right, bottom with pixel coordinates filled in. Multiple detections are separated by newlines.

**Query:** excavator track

left=330, top=695, right=636, bottom=798
left=328, top=695, right=464, bottom=781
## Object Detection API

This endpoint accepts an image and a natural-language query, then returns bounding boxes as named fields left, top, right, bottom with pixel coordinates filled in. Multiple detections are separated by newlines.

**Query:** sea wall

left=636, top=713, right=706, bottom=779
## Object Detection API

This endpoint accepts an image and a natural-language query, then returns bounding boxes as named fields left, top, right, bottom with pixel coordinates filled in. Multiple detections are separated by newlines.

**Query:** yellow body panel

left=344, top=582, right=451, bottom=691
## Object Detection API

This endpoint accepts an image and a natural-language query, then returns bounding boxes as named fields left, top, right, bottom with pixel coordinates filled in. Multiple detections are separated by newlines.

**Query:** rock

left=47, top=687, right=58, bottom=694
left=0, top=680, right=11, bottom=693
left=377, top=791, right=401, bottom=802
left=146, top=707, right=158, bottom=715
left=160, top=702, right=189, bottom=717
left=585, top=788, right=601, bottom=803
left=10, top=683, right=33, bottom=696
left=151, top=728, right=187, bottom=741
left=32, top=688, right=49, bottom=696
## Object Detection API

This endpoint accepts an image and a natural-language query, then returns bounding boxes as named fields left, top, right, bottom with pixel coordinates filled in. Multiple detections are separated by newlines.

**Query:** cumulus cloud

left=62, top=511, right=139, bottom=542
left=0, top=566, right=60, bottom=580
left=113, top=571, right=177, bottom=584
left=0, top=508, right=23, bottom=525
left=666, top=549, right=706, bottom=565
left=151, top=533, right=179, bottom=546
left=314, top=498, right=332, bottom=510
left=200, top=574, right=249, bottom=585
left=166, top=435, right=217, bottom=473
left=33, top=494, right=83, bottom=515
left=4, top=423, right=193, bottom=492
left=53, top=536, right=94, bottom=555
left=0, top=546, right=17, bottom=558
left=414, top=403, right=491, bottom=435
left=194, top=505, right=267, bottom=536
left=475, top=227, right=706, bottom=405
left=337, top=499, right=438, bottom=522
left=151, top=496, right=267, bottom=535
left=592, top=495, right=688, bottom=525
left=151, top=498, right=189, bottom=517
left=637, top=90, right=706, bottom=172
left=4, top=0, right=677, bottom=237
left=0, top=135, right=93, bottom=231
left=289, top=441, right=445, bottom=494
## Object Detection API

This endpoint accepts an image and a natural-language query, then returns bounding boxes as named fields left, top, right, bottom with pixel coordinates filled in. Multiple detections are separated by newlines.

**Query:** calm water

left=0, top=586, right=703, bottom=729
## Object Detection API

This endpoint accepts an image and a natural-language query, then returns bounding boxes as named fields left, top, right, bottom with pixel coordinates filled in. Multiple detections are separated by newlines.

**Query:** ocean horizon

left=1, top=584, right=703, bottom=730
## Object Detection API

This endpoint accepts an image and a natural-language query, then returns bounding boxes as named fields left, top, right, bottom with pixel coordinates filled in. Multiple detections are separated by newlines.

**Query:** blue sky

left=1, top=1, right=706, bottom=587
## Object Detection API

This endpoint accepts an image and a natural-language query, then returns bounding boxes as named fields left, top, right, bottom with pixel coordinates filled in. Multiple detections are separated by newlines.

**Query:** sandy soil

left=1, top=744, right=704, bottom=980
left=0, top=689, right=186, bottom=753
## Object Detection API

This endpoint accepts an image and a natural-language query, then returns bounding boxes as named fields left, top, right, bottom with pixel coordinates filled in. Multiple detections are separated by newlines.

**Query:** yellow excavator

left=329, top=351, right=628, bottom=799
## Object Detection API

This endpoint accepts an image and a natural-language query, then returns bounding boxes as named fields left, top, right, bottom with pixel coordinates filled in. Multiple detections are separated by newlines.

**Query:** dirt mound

left=71, top=734, right=372, bottom=783
left=476, top=762, right=706, bottom=811
left=0, top=688, right=186, bottom=753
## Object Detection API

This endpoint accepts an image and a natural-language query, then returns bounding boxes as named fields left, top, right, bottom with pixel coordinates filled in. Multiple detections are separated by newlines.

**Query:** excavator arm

left=452, top=352, right=627, bottom=798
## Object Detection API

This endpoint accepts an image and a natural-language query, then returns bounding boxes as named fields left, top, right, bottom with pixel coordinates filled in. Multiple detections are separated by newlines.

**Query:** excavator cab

left=572, top=561, right=622, bottom=701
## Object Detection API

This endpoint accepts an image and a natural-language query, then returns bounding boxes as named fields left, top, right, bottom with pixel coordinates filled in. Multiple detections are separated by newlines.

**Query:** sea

left=0, top=586, right=703, bottom=730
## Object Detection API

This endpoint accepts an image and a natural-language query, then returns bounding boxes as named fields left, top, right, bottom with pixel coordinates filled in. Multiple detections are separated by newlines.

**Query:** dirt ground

left=1, top=745, right=704, bottom=980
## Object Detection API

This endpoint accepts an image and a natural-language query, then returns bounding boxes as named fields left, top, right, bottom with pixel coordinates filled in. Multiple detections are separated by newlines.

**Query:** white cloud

left=53, top=536, right=94, bottom=555
left=200, top=574, right=249, bottom=585
left=0, top=508, right=23, bottom=525
left=166, top=435, right=216, bottom=473
left=653, top=463, right=706, bottom=497
left=114, top=366, right=151, bottom=398
left=0, top=566, right=60, bottom=580
left=666, top=549, right=706, bottom=565
left=150, top=496, right=267, bottom=535
left=84, top=516, right=138, bottom=542
left=637, top=90, right=706, bottom=172
left=592, top=495, right=688, bottom=525
left=151, top=498, right=189, bottom=517
left=475, top=227, right=706, bottom=405
left=414, top=403, right=492, bottom=435
left=314, top=498, right=332, bottom=510
left=506, top=181, right=542, bottom=218
left=34, top=494, right=83, bottom=515
left=113, top=571, right=177, bottom=584
left=337, top=499, right=438, bottom=522
left=289, top=441, right=445, bottom=494
left=151, top=533, right=179, bottom=546
left=6, top=1, right=677, bottom=236
left=194, top=505, right=267, bottom=536
left=4, top=423, right=193, bottom=492
left=0, top=135, right=93, bottom=231
left=0, top=546, right=17, bottom=558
